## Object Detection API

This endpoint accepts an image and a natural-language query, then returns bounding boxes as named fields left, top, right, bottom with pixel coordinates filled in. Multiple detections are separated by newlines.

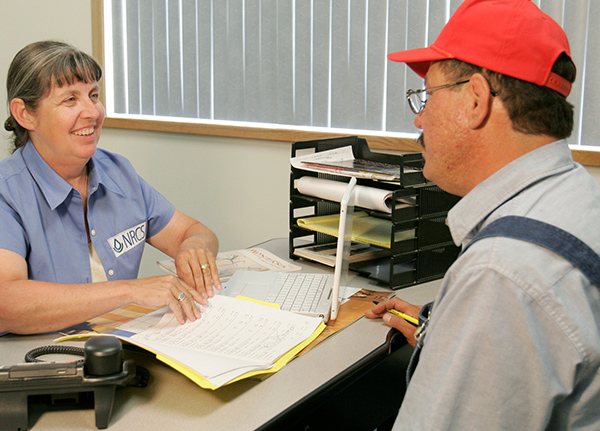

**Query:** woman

left=0, top=40, right=221, bottom=334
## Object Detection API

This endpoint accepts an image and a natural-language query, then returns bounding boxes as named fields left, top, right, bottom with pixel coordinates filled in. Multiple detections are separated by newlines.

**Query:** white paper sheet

left=157, top=247, right=301, bottom=283
left=130, top=295, right=323, bottom=386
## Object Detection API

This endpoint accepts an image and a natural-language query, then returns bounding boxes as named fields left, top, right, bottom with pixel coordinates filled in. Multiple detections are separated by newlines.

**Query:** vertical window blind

left=103, top=0, right=599, bottom=146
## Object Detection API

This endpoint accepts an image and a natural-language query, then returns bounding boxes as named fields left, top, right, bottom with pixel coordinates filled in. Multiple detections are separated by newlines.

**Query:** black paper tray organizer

left=289, top=136, right=461, bottom=290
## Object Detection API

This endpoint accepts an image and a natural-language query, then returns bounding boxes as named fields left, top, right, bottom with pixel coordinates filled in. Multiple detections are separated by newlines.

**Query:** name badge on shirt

left=108, top=222, right=147, bottom=257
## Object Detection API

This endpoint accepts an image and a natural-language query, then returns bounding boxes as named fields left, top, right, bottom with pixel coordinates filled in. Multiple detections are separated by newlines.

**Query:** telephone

left=0, top=336, right=148, bottom=430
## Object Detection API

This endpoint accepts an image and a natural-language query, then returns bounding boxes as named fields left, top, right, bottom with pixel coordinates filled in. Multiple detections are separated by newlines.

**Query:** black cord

left=24, top=344, right=150, bottom=387
left=25, top=345, right=85, bottom=363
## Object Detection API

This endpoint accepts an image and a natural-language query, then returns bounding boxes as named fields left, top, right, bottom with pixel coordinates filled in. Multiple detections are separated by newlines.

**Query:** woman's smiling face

left=24, top=79, right=105, bottom=170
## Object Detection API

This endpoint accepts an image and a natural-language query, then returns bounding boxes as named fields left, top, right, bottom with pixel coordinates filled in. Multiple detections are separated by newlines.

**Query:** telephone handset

left=0, top=336, right=148, bottom=430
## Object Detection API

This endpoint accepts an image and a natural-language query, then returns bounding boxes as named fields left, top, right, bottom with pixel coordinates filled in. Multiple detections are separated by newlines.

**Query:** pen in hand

left=373, top=300, right=418, bottom=326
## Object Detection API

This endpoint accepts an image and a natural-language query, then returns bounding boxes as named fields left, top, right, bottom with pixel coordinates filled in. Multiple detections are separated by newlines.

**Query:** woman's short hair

left=4, top=40, right=103, bottom=152
left=438, top=54, right=576, bottom=140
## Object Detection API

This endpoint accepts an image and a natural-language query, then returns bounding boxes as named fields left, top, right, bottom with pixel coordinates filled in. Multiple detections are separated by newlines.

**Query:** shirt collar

left=22, top=141, right=126, bottom=210
left=22, top=142, right=73, bottom=210
left=86, top=153, right=127, bottom=199
left=447, top=140, right=575, bottom=246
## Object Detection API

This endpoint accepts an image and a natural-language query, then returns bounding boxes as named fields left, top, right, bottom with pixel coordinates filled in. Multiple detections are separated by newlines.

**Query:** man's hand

left=365, top=297, right=422, bottom=347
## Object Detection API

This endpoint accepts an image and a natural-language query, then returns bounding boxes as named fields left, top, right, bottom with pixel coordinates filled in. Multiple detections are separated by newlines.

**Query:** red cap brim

left=387, top=46, right=454, bottom=78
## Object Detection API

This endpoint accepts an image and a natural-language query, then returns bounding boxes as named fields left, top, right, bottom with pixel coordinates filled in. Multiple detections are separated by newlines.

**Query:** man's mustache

left=416, top=133, right=425, bottom=149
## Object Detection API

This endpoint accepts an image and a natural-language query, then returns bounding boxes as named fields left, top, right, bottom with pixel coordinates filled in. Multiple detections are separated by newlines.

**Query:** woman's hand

left=147, top=209, right=221, bottom=303
left=126, top=274, right=205, bottom=325
left=174, top=240, right=221, bottom=301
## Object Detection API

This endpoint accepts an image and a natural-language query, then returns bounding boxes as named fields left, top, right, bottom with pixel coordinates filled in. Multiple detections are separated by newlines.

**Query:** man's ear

left=466, top=73, right=494, bottom=130
left=9, top=98, right=35, bottom=131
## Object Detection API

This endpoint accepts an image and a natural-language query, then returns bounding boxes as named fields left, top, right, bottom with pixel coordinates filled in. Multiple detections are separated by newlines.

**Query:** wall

left=0, top=0, right=291, bottom=278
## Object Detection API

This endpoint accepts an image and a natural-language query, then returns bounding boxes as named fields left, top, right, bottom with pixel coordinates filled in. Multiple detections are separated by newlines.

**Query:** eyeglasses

left=406, top=79, right=498, bottom=114
left=406, top=80, right=470, bottom=115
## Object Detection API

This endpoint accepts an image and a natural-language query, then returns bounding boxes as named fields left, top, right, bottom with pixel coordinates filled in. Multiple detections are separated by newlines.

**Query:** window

left=95, top=0, right=600, bottom=162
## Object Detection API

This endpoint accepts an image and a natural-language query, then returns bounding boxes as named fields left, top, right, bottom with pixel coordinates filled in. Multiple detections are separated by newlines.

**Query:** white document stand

left=330, top=176, right=356, bottom=321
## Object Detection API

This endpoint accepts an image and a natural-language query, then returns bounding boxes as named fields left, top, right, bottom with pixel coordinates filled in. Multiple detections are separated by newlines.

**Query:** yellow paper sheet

left=298, top=211, right=393, bottom=248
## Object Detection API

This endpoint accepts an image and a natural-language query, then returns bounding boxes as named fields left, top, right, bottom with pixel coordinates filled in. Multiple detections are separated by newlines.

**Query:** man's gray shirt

left=395, top=140, right=600, bottom=430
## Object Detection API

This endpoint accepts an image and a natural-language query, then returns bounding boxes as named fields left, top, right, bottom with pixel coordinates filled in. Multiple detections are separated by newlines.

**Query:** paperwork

left=291, top=146, right=418, bottom=182
left=293, top=242, right=390, bottom=267
left=158, top=247, right=301, bottom=283
left=57, top=295, right=325, bottom=390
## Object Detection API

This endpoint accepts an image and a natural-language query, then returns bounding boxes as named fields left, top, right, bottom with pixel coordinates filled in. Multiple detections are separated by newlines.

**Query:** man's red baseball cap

left=388, top=0, right=575, bottom=97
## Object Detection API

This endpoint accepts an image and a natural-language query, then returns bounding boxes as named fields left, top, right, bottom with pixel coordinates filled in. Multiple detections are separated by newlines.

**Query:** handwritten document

left=130, top=295, right=324, bottom=385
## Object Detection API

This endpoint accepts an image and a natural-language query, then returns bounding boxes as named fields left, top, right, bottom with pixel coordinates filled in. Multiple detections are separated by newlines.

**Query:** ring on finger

left=177, top=292, right=186, bottom=302
left=201, top=264, right=209, bottom=270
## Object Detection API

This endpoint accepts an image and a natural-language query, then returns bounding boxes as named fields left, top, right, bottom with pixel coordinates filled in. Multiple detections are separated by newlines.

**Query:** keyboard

left=265, top=273, right=329, bottom=313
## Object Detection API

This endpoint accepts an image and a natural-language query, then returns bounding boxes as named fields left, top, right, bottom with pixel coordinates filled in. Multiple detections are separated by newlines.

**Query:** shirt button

left=91, top=229, right=96, bottom=237
left=108, top=269, right=115, bottom=276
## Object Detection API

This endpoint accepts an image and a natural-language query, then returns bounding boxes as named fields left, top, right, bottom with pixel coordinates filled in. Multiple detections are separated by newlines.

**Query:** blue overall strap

left=463, top=215, right=600, bottom=287
left=406, top=216, right=600, bottom=385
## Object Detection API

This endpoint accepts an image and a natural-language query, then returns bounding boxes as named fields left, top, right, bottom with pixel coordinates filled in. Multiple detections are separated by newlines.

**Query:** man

left=366, top=0, right=600, bottom=429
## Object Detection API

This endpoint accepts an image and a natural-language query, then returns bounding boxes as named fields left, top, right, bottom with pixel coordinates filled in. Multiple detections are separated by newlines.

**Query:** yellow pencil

left=385, top=308, right=418, bottom=325
left=372, top=300, right=418, bottom=325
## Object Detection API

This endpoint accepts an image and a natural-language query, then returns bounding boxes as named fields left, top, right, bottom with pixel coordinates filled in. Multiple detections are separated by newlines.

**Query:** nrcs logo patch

left=108, top=222, right=147, bottom=257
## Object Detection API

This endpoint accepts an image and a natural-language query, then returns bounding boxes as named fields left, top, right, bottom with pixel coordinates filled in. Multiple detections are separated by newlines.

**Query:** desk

left=0, top=239, right=440, bottom=430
